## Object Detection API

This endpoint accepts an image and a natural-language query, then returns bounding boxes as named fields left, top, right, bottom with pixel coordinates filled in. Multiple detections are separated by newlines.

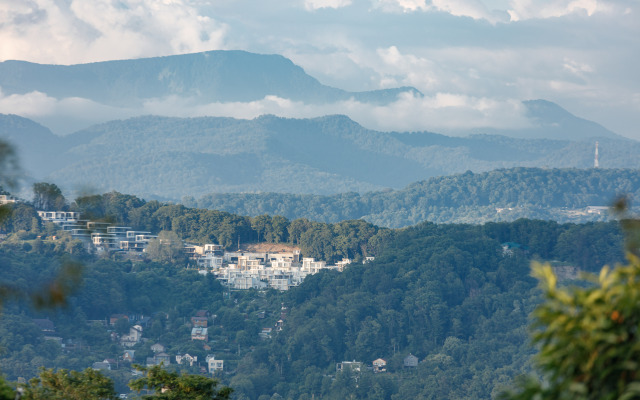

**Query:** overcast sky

left=1, top=0, right=638, bottom=139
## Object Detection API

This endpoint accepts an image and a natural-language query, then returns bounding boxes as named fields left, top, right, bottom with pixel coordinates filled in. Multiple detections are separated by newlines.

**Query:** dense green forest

left=194, top=168, right=639, bottom=228
left=0, top=193, right=627, bottom=399
left=242, top=220, right=624, bottom=399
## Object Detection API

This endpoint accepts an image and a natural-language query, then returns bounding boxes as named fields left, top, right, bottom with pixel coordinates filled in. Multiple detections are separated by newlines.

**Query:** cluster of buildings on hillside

left=37, top=210, right=362, bottom=291
left=37, top=210, right=158, bottom=253
left=34, top=310, right=229, bottom=378
left=337, top=353, right=419, bottom=375
left=102, top=311, right=225, bottom=375
left=206, top=250, right=353, bottom=291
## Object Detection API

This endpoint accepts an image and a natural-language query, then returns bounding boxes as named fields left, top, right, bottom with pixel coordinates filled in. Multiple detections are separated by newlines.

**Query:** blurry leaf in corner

left=31, top=261, right=84, bottom=310
left=0, top=140, right=20, bottom=190
left=0, top=204, right=11, bottom=224
left=613, top=196, right=640, bottom=257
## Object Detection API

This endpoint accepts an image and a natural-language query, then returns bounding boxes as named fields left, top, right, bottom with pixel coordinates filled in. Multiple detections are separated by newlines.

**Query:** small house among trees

left=404, top=353, right=418, bottom=368
left=206, top=355, right=224, bottom=374
left=191, top=327, right=208, bottom=341
left=372, top=358, right=387, bottom=373
left=176, top=353, right=198, bottom=366
left=191, top=316, right=208, bottom=327
left=150, top=343, right=165, bottom=353
left=336, top=361, right=362, bottom=373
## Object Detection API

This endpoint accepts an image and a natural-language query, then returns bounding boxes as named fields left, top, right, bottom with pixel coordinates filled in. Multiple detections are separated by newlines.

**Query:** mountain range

left=0, top=50, right=635, bottom=200
left=0, top=112, right=638, bottom=200
left=0, top=50, right=624, bottom=141
left=0, top=50, right=418, bottom=107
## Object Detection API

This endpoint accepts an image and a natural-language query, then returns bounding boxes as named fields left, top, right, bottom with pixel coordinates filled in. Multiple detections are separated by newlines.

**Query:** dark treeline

left=2, top=190, right=624, bottom=268
left=49, top=189, right=629, bottom=266
left=68, top=192, right=387, bottom=263
left=1, top=189, right=389, bottom=263
left=194, top=168, right=640, bottom=227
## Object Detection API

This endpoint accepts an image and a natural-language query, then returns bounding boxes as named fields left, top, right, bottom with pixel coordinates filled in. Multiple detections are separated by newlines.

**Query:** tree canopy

left=32, top=182, right=66, bottom=211
left=19, top=368, right=117, bottom=400
left=129, top=365, right=232, bottom=400
left=196, top=168, right=640, bottom=227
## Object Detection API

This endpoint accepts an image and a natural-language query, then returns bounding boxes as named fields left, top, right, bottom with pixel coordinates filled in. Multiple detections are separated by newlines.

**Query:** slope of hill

left=0, top=51, right=419, bottom=106
left=470, top=99, right=623, bottom=140
left=1, top=114, right=638, bottom=200
left=195, top=168, right=640, bottom=227
left=0, top=214, right=626, bottom=398
left=0, top=114, right=69, bottom=177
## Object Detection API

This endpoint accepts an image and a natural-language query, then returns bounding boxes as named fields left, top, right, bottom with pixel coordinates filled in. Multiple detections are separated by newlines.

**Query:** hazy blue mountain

left=1, top=113, right=638, bottom=200
left=465, top=99, right=622, bottom=141
left=0, top=114, right=71, bottom=177
left=0, top=50, right=624, bottom=141
left=0, top=51, right=420, bottom=106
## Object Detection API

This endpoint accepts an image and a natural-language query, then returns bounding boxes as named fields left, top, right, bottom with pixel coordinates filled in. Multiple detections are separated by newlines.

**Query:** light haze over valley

left=0, top=1, right=638, bottom=400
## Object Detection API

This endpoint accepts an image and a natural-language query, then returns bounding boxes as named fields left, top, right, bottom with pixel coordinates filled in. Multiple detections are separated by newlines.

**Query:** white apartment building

left=37, top=211, right=81, bottom=224
left=0, top=195, right=16, bottom=205
left=206, top=356, right=224, bottom=373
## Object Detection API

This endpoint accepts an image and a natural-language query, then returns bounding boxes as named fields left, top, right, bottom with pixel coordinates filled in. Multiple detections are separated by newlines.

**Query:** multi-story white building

left=197, top=253, right=224, bottom=269
left=119, top=231, right=157, bottom=253
left=206, top=355, right=224, bottom=373
left=37, top=211, right=81, bottom=225
left=210, top=254, right=351, bottom=291
left=0, top=195, right=16, bottom=205
left=302, top=258, right=327, bottom=274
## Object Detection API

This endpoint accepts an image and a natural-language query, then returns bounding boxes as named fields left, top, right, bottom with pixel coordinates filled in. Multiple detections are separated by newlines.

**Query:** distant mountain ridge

left=0, top=51, right=420, bottom=106
left=0, top=113, right=638, bottom=201
left=0, top=50, right=624, bottom=141
left=471, top=100, right=623, bottom=141
left=195, top=167, right=639, bottom=227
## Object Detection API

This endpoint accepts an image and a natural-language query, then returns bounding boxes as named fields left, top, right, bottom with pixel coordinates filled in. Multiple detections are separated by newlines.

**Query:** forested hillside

left=2, top=113, right=638, bottom=200
left=243, top=220, right=624, bottom=399
left=0, top=192, right=627, bottom=398
left=195, top=167, right=640, bottom=227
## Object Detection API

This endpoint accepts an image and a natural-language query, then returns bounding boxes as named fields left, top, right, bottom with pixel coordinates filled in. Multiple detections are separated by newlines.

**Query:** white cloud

left=507, top=0, right=601, bottom=21
left=376, top=46, right=440, bottom=90
left=143, top=91, right=532, bottom=132
left=0, top=89, right=58, bottom=116
left=562, top=57, right=593, bottom=80
left=356, top=92, right=531, bottom=131
left=370, top=0, right=622, bottom=22
left=372, top=0, right=507, bottom=22
left=373, top=0, right=428, bottom=12
left=430, top=0, right=499, bottom=21
left=0, top=87, right=531, bottom=136
left=304, top=0, right=352, bottom=10
left=0, top=0, right=227, bottom=64
left=0, top=88, right=136, bottom=133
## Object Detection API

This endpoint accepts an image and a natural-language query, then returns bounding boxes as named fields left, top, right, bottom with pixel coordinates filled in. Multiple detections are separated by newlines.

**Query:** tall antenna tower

left=594, top=141, right=599, bottom=168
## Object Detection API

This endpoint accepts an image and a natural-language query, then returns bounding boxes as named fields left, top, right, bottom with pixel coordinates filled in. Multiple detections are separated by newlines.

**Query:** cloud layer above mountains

left=1, top=0, right=638, bottom=138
